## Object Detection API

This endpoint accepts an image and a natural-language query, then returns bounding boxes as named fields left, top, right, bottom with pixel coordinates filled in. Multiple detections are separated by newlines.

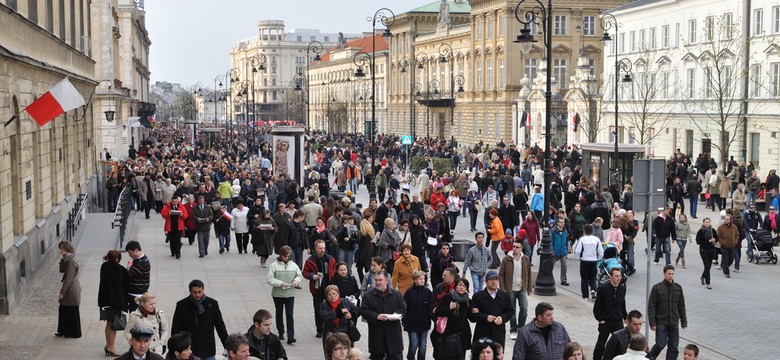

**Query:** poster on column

left=271, top=126, right=305, bottom=186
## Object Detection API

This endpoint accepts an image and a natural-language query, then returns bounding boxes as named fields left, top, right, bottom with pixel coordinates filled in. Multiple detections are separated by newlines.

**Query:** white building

left=603, top=0, right=780, bottom=178
left=229, top=20, right=361, bottom=124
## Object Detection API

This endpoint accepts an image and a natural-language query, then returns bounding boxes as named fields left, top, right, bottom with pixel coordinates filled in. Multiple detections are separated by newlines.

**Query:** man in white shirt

left=574, top=224, right=604, bottom=300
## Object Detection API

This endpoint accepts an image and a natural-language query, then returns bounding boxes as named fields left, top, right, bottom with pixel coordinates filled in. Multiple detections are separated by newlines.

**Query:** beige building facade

left=0, top=0, right=99, bottom=314
left=382, top=0, right=629, bottom=147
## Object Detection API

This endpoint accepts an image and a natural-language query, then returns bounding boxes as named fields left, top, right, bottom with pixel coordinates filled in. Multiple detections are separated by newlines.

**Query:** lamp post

left=293, top=72, right=306, bottom=126
left=236, top=80, right=252, bottom=145
left=249, top=54, right=267, bottom=151
left=303, top=41, right=323, bottom=164
left=189, top=83, right=202, bottom=122
left=601, top=13, right=634, bottom=189
left=414, top=79, right=440, bottom=139
left=354, top=7, right=394, bottom=200
left=212, top=75, right=226, bottom=125
left=514, top=0, right=556, bottom=296
left=438, top=44, right=465, bottom=139
left=400, top=51, right=428, bottom=140
left=225, top=68, right=240, bottom=133
left=321, top=81, right=336, bottom=134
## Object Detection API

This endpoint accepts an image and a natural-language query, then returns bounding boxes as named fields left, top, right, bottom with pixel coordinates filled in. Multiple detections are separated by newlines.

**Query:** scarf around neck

left=316, top=223, right=326, bottom=233
left=448, top=288, right=470, bottom=314
left=190, top=295, right=206, bottom=315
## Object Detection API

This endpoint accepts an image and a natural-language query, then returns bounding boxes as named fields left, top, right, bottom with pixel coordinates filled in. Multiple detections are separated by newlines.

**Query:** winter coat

left=378, top=228, right=401, bottom=264
left=303, top=254, right=337, bottom=295
left=551, top=226, right=570, bottom=257
left=469, top=288, right=513, bottom=346
left=230, top=206, right=250, bottom=234
left=267, top=258, right=303, bottom=298
left=59, top=253, right=81, bottom=306
left=320, top=297, right=359, bottom=335
left=359, top=287, right=407, bottom=356
left=170, top=295, right=229, bottom=358
left=191, top=203, right=214, bottom=232
left=98, top=260, right=129, bottom=311
left=402, top=284, right=432, bottom=332
left=391, top=255, right=421, bottom=295
left=433, top=292, right=473, bottom=357
left=252, top=217, right=277, bottom=257
left=161, top=202, right=189, bottom=233
left=124, top=310, right=169, bottom=354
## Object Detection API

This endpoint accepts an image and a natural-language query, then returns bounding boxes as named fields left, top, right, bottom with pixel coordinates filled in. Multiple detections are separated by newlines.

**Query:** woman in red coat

left=161, top=196, right=189, bottom=259
left=182, top=195, right=197, bottom=246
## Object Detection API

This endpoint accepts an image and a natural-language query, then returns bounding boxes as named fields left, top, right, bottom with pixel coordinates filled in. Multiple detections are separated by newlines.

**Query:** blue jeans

left=218, top=233, right=231, bottom=251
left=471, top=273, right=485, bottom=293
left=291, top=247, right=304, bottom=269
left=654, top=237, right=671, bottom=264
left=649, top=323, right=680, bottom=360
left=746, top=191, right=757, bottom=207
left=746, top=231, right=755, bottom=256
left=406, top=330, right=428, bottom=360
left=508, top=290, right=529, bottom=332
left=273, top=296, right=295, bottom=339
left=689, top=195, right=698, bottom=218
left=349, top=178, right=357, bottom=193
left=338, top=249, right=355, bottom=276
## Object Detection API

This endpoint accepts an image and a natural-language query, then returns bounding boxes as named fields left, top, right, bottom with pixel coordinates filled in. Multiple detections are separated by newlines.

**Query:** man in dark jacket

left=302, top=239, right=337, bottom=338
left=246, top=309, right=287, bottom=360
left=648, top=265, right=687, bottom=360
left=652, top=208, right=677, bottom=265
left=602, top=310, right=644, bottom=360
left=498, top=196, right=517, bottom=233
left=192, top=195, right=214, bottom=258
left=592, top=268, right=628, bottom=360
left=359, top=270, right=407, bottom=360
left=469, top=270, right=513, bottom=347
left=587, top=194, right=612, bottom=229
left=115, top=326, right=164, bottom=360
left=287, top=210, right=307, bottom=269
left=171, top=279, right=229, bottom=360
left=272, top=203, right=292, bottom=254
left=686, top=175, right=702, bottom=219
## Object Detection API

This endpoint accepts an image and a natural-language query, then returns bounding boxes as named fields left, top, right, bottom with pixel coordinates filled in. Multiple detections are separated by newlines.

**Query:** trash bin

left=450, top=239, right=474, bottom=262
left=330, top=191, right=355, bottom=204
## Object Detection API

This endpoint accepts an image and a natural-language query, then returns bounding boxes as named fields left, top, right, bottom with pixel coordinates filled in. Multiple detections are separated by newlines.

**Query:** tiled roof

left=319, top=34, right=389, bottom=62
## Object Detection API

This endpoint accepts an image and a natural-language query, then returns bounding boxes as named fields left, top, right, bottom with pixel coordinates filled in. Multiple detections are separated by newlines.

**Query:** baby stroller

left=597, top=243, right=627, bottom=284
left=748, top=229, right=778, bottom=264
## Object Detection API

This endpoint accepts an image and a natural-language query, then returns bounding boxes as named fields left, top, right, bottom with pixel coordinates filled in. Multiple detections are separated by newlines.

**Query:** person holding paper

left=359, top=270, right=407, bottom=360
left=162, top=196, right=189, bottom=259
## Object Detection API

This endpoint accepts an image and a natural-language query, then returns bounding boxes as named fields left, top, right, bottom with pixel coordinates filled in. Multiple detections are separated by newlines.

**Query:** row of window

left=617, top=7, right=780, bottom=55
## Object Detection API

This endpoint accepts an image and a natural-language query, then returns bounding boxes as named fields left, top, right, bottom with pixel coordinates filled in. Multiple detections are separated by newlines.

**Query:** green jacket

left=218, top=181, right=232, bottom=199
left=267, top=259, right=303, bottom=298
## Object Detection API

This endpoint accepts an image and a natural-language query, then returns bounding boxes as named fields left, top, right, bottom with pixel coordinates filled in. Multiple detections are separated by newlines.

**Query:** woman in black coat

left=331, top=262, right=361, bottom=305
left=408, top=216, right=429, bottom=272
left=320, top=285, right=359, bottom=346
left=433, top=277, right=472, bottom=360
left=98, top=250, right=129, bottom=356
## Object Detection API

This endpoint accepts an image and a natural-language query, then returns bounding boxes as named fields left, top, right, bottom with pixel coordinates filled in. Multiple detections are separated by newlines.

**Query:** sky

left=145, top=0, right=428, bottom=88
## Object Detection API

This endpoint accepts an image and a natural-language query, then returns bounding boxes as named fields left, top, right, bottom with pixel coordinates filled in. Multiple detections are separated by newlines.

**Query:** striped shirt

left=127, top=255, right=150, bottom=295
left=464, top=245, right=492, bottom=275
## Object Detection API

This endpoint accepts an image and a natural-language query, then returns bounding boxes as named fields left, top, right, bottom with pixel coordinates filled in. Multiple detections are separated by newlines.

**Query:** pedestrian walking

left=592, top=268, right=627, bottom=360
left=171, top=280, right=229, bottom=360
left=266, top=246, right=303, bottom=344
left=359, top=270, right=407, bottom=360
left=125, top=240, right=151, bottom=312
left=162, top=196, right=188, bottom=259
left=574, top=224, right=603, bottom=300
left=192, top=196, right=214, bottom=258
left=647, top=265, right=687, bottom=360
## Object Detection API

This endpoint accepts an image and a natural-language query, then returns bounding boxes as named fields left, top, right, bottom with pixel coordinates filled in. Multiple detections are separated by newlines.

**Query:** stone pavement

left=1, top=185, right=776, bottom=359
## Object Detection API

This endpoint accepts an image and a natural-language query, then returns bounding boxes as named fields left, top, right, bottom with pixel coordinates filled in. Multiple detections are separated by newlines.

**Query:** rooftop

left=408, top=0, right=471, bottom=14
left=319, top=34, right=389, bottom=62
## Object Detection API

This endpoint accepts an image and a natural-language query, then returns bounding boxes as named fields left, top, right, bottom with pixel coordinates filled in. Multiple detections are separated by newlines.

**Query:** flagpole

left=3, top=114, right=19, bottom=128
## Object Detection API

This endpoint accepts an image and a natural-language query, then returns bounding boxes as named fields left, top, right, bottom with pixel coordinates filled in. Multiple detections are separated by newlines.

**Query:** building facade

left=0, top=0, right=99, bottom=314
left=307, top=34, right=389, bottom=134
left=90, top=0, right=151, bottom=160
left=229, top=20, right=361, bottom=126
left=602, top=0, right=780, bottom=178
left=383, top=0, right=629, bottom=146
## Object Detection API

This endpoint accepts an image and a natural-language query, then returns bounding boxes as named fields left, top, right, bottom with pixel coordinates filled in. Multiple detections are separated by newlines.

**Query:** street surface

left=0, top=184, right=776, bottom=359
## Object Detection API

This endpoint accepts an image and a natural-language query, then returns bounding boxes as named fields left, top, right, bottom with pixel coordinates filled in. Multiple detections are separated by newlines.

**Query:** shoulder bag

left=437, top=303, right=464, bottom=358
left=111, top=311, right=127, bottom=331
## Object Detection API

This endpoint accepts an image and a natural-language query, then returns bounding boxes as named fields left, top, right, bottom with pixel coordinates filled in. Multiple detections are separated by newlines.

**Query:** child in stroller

left=748, top=229, right=779, bottom=264
left=598, top=243, right=627, bottom=283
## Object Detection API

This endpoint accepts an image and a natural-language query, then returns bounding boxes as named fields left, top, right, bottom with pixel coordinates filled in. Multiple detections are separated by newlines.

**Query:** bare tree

left=566, top=71, right=607, bottom=144
left=682, top=16, right=752, bottom=166
left=620, top=51, right=678, bottom=147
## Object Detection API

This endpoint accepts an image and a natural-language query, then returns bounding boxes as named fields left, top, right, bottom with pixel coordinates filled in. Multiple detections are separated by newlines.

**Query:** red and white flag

left=24, top=77, right=86, bottom=126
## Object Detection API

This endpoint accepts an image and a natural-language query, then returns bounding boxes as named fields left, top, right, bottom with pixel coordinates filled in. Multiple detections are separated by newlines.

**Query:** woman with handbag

left=319, top=285, right=359, bottom=346
left=98, top=250, right=129, bottom=356
left=433, top=277, right=473, bottom=360
left=378, top=218, right=400, bottom=275
left=356, top=211, right=376, bottom=283
left=124, top=292, right=169, bottom=355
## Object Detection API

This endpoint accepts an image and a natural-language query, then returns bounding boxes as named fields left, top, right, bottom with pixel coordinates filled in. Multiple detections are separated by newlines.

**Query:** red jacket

left=302, top=253, right=336, bottom=295
left=183, top=203, right=197, bottom=230
left=429, top=192, right=447, bottom=209
left=161, top=202, right=189, bottom=233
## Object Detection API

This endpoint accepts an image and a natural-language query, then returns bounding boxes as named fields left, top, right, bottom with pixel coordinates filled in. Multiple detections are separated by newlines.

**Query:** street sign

left=401, top=135, right=412, bottom=145
left=632, top=158, right=667, bottom=212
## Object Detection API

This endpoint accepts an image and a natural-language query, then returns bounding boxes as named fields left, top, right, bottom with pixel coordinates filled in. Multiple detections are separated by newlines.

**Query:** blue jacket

left=401, top=284, right=432, bottom=332
left=550, top=227, right=570, bottom=257
left=530, top=193, right=544, bottom=212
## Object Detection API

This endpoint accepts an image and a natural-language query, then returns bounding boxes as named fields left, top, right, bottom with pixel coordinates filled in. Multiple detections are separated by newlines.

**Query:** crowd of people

left=82, top=125, right=780, bottom=359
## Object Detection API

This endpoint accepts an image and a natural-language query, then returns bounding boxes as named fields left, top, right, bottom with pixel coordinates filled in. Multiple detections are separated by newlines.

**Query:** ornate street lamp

left=601, top=13, right=634, bottom=188
left=438, top=44, right=465, bottom=139
left=354, top=7, right=394, bottom=200
left=513, top=0, right=556, bottom=296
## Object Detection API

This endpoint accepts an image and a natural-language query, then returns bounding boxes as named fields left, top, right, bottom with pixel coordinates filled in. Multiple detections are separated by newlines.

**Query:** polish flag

left=24, top=78, right=86, bottom=126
